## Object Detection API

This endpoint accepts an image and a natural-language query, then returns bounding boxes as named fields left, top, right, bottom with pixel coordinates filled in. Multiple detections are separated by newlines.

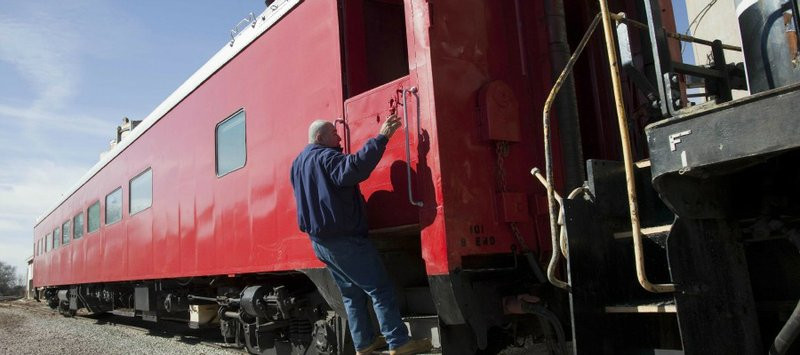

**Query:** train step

left=605, top=298, right=677, bottom=314
left=612, top=224, right=672, bottom=248
left=564, top=159, right=680, bottom=352
left=401, top=315, right=441, bottom=351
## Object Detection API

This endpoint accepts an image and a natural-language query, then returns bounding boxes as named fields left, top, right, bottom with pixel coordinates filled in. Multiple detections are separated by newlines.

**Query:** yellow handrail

left=598, top=0, right=675, bottom=293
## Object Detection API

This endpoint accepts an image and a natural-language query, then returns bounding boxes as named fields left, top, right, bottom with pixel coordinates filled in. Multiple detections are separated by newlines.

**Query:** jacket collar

left=308, top=143, right=343, bottom=153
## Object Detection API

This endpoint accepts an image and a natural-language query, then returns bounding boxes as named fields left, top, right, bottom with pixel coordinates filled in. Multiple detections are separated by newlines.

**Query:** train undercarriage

left=37, top=233, right=564, bottom=355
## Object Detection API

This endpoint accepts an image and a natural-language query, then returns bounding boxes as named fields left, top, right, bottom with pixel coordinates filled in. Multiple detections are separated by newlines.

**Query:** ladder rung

left=613, top=224, right=671, bottom=239
left=605, top=302, right=676, bottom=314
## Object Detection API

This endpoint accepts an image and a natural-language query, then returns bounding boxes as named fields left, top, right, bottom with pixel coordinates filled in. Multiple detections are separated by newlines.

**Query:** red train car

left=31, top=0, right=618, bottom=354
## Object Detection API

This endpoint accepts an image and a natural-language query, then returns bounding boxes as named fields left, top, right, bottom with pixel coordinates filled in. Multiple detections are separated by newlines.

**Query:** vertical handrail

left=402, top=87, right=423, bottom=207
left=598, top=0, right=675, bottom=293
left=537, top=13, right=601, bottom=291
left=334, top=118, right=349, bottom=154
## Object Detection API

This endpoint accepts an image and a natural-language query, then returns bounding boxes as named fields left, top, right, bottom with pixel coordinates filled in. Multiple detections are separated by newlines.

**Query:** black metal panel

left=300, top=268, right=346, bottom=319
left=563, top=198, right=613, bottom=354
left=428, top=274, right=481, bottom=354
left=586, top=159, right=674, bottom=227
left=647, top=83, right=800, bottom=181
left=134, top=286, right=155, bottom=312
left=735, top=0, right=800, bottom=93
left=668, top=218, right=762, bottom=354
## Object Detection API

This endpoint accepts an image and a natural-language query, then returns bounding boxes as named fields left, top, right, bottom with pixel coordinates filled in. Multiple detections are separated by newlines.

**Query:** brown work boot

left=356, top=336, right=387, bottom=355
left=389, top=338, right=433, bottom=355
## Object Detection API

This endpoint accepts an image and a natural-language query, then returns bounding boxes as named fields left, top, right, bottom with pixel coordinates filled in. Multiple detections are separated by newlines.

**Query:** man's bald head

left=308, top=120, right=342, bottom=148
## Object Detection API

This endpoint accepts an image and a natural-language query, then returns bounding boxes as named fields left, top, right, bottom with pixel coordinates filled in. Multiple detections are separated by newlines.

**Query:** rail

left=402, top=87, right=423, bottom=207
left=599, top=0, right=676, bottom=293
left=609, top=13, right=742, bottom=52
left=535, top=12, right=601, bottom=291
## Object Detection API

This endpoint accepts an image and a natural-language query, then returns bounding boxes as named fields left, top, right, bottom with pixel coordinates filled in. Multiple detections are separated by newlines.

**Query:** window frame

left=62, top=220, right=71, bottom=245
left=73, top=212, right=84, bottom=240
left=214, top=109, right=247, bottom=178
left=129, top=168, right=153, bottom=216
left=53, top=228, right=60, bottom=249
left=87, top=201, right=101, bottom=234
left=45, top=233, right=49, bottom=253
left=105, top=187, right=123, bottom=225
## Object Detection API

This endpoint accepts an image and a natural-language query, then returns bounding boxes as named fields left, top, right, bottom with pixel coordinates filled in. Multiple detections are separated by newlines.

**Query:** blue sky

left=672, top=0, right=694, bottom=64
left=0, top=1, right=261, bottom=279
left=0, top=0, right=696, bottom=281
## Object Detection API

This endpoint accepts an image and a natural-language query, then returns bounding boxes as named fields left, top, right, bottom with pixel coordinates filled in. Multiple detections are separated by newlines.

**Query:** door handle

left=334, top=118, right=349, bottom=154
left=402, top=87, right=423, bottom=207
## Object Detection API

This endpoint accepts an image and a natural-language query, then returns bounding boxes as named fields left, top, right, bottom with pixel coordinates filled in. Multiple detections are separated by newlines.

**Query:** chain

left=494, top=141, right=530, bottom=252
left=495, top=141, right=509, bottom=192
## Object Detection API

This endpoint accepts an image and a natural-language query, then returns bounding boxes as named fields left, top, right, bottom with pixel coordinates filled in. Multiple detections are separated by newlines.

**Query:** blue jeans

left=310, top=236, right=409, bottom=350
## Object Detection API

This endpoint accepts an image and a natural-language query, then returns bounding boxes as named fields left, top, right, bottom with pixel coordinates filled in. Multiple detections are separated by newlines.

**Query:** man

left=291, top=115, right=431, bottom=355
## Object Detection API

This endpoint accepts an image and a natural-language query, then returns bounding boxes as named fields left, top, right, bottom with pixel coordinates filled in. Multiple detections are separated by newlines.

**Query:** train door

left=337, top=0, right=438, bottom=332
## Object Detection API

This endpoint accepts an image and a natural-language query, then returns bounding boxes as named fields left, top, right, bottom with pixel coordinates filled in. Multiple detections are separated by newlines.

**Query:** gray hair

left=308, top=120, right=332, bottom=144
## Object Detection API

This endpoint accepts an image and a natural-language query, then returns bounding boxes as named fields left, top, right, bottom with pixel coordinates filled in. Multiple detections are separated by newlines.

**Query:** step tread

left=634, top=159, right=651, bottom=168
left=613, top=224, right=672, bottom=239
left=605, top=299, right=676, bottom=313
left=402, top=315, right=438, bottom=320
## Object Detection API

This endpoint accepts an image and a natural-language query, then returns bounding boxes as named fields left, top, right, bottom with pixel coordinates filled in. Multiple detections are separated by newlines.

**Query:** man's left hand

left=379, top=114, right=402, bottom=138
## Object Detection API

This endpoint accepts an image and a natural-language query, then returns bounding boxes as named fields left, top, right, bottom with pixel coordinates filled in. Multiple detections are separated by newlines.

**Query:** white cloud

left=0, top=11, right=81, bottom=109
left=0, top=241, right=32, bottom=279
left=0, top=158, right=89, bottom=275
left=0, top=159, right=88, bottom=219
left=0, top=104, right=112, bottom=138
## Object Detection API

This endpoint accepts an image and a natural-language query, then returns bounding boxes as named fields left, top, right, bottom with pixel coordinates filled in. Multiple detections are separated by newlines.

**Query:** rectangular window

left=45, top=233, right=49, bottom=252
left=215, top=110, right=246, bottom=176
left=87, top=201, right=101, bottom=233
left=130, top=168, right=153, bottom=215
left=53, top=228, right=60, bottom=248
left=62, top=221, right=71, bottom=245
left=105, top=188, right=123, bottom=225
left=73, top=213, right=84, bottom=240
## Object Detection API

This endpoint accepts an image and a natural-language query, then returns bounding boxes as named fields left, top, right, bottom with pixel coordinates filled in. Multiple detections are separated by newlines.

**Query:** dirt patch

left=0, top=309, right=27, bottom=332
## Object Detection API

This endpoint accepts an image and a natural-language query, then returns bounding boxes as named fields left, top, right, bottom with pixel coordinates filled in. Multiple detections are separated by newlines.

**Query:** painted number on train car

left=463, top=224, right=496, bottom=247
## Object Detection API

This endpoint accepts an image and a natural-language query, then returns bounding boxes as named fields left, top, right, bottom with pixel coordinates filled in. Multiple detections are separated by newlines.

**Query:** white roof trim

left=35, top=0, right=302, bottom=226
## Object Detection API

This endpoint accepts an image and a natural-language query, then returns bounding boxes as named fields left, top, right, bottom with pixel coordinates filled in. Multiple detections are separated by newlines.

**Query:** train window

left=87, top=201, right=101, bottom=233
left=105, top=188, right=123, bottom=225
left=129, top=168, right=152, bottom=215
left=73, top=213, right=84, bottom=240
left=62, top=221, right=71, bottom=245
left=45, top=233, right=49, bottom=252
left=215, top=110, right=246, bottom=177
left=53, top=227, right=60, bottom=248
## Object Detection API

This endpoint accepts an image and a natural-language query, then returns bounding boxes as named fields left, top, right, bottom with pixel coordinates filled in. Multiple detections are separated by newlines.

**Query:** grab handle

left=334, top=118, right=349, bottom=154
left=402, top=87, right=423, bottom=207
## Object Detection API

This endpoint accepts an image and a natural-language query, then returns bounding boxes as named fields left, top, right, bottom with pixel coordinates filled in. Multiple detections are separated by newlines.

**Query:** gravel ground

left=0, top=299, right=240, bottom=355
left=0, top=298, right=558, bottom=355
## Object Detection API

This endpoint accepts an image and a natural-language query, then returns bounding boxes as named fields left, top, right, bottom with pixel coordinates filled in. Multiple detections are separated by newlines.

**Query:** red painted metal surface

left=32, top=0, right=606, bottom=287
left=33, top=0, right=343, bottom=286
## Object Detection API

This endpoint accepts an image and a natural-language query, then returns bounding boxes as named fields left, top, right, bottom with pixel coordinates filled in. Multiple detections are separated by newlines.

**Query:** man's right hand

left=379, top=114, right=402, bottom=138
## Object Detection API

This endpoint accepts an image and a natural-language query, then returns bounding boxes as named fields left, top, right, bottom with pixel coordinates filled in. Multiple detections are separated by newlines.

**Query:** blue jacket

left=290, top=135, right=389, bottom=239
